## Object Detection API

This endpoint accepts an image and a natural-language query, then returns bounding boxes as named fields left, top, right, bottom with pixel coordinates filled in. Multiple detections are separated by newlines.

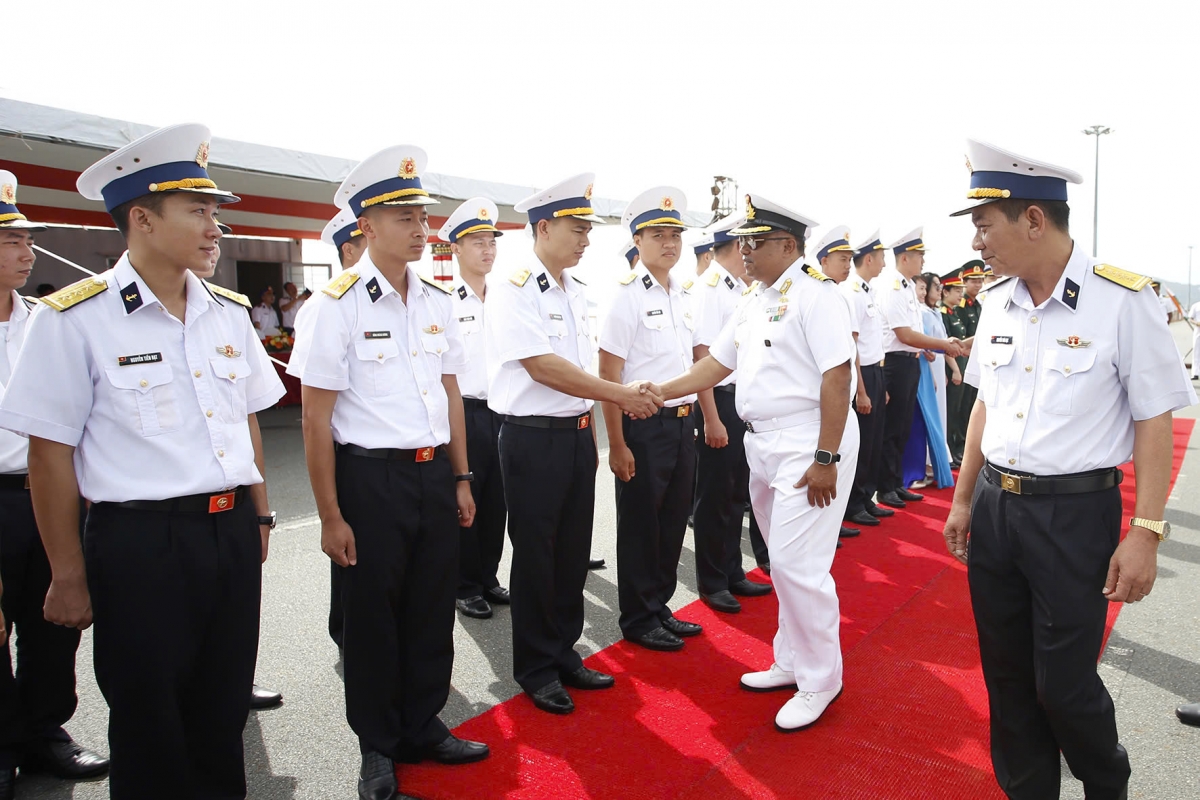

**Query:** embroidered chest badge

left=1056, top=335, right=1091, bottom=349
left=216, top=344, right=242, bottom=358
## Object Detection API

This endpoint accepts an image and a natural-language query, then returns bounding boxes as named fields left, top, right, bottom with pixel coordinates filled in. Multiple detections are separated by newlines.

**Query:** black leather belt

left=336, top=442, right=443, bottom=462
left=504, top=413, right=592, bottom=431
left=103, top=485, right=249, bottom=514
left=714, top=384, right=736, bottom=395
left=886, top=351, right=918, bottom=359
left=657, top=405, right=691, bottom=418
left=983, top=462, right=1123, bottom=496
left=0, top=474, right=30, bottom=491
left=462, top=397, right=490, bottom=411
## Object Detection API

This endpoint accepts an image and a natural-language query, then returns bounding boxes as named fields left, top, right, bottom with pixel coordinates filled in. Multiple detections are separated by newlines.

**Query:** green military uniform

left=946, top=261, right=986, bottom=462
left=941, top=302, right=967, bottom=460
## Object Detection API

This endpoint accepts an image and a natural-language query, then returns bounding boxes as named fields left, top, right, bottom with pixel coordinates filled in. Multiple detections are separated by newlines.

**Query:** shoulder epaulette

left=509, top=268, right=531, bottom=287
left=1093, top=264, right=1151, bottom=291
left=743, top=281, right=761, bottom=296
left=706, top=270, right=721, bottom=287
left=322, top=271, right=360, bottom=299
left=958, top=298, right=966, bottom=308
left=940, top=305, right=951, bottom=314
left=571, top=274, right=587, bottom=286
left=851, top=281, right=861, bottom=292
left=802, top=264, right=833, bottom=283
left=40, top=276, right=109, bottom=312
left=619, top=271, right=638, bottom=285
left=419, top=274, right=452, bottom=294
left=682, top=280, right=693, bottom=291
left=205, top=281, right=252, bottom=308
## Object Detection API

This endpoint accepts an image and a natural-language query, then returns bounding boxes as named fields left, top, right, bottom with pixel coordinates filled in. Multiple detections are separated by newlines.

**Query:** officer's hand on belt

left=943, top=504, right=971, bottom=565
left=609, top=444, right=636, bottom=482
left=1102, top=527, right=1160, bottom=603
left=456, top=483, right=476, bottom=528
left=44, top=574, right=93, bottom=630
left=620, top=381, right=663, bottom=420
left=796, top=462, right=837, bottom=508
left=322, top=516, right=358, bottom=568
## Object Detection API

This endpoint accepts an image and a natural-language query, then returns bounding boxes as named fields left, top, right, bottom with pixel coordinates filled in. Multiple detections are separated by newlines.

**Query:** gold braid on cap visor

left=966, top=188, right=1012, bottom=199
left=453, top=223, right=499, bottom=239
left=0, top=213, right=28, bottom=223
left=360, top=188, right=431, bottom=208
left=634, top=217, right=687, bottom=231
left=148, top=178, right=219, bottom=192
left=552, top=207, right=596, bottom=218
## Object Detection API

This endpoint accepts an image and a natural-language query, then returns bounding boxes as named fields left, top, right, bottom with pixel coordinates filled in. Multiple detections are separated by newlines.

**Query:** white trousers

left=1192, top=326, right=1200, bottom=378
left=745, top=408, right=859, bottom=693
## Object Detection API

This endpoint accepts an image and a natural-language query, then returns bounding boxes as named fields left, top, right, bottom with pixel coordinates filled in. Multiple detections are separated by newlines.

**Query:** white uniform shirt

left=485, top=264, right=595, bottom=418
left=872, top=266, right=922, bottom=354
left=280, top=296, right=305, bottom=329
left=0, top=292, right=36, bottom=474
left=1159, top=292, right=1175, bottom=322
left=709, top=262, right=856, bottom=422
left=0, top=255, right=284, bottom=502
left=599, top=266, right=698, bottom=407
left=839, top=273, right=885, bottom=367
left=693, top=263, right=750, bottom=387
left=965, top=243, right=1196, bottom=475
left=452, top=280, right=488, bottom=400
left=287, top=251, right=465, bottom=449
left=251, top=303, right=280, bottom=337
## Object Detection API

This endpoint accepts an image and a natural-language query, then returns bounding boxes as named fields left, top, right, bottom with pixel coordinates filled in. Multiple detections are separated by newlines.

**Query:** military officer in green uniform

left=945, top=261, right=984, bottom=465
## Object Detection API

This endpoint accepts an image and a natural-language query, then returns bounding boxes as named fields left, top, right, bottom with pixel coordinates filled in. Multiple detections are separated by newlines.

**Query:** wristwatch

left=455, top=473, right=475, bottom=483
left=1130, top=517, right=1170, bottom=541
left=257, top=512, right=277, bottom=529
left=814, top=450, right=841, bottom=466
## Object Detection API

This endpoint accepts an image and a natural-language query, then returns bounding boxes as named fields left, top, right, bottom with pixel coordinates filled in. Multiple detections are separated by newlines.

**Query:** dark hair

left=338, top=236, right=365, bottom=266
left=919, top=272, right=941, bottom=308
left=109, top=193, right=170, bottom=238
left=713, top=240, right=737, bottom=257
left=852, top=252, right=866, bottom=267
left=993, top=198, right=1070, bottom=232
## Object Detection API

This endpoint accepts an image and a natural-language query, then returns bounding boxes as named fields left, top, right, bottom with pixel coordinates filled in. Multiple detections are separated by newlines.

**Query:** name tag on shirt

left=549, top=313, right=564, bottom=321
left=117, top=352, right=163, bottom=366
left=364, top=331, right=391, bottom=339
left=646, top=309, right=664, bottom=317
left=458, top=316, right=475, bottom=323
left=991, top=335, right=1013, bottom=345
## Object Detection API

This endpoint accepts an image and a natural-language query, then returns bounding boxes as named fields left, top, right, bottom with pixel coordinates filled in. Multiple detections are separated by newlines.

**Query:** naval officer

left=656, top=193, right=859, bottom=732
left=0, top=173, right=109, bottom=799
left=599, top=187, right=702, bottom=652
left=485, top=173, right=661, bottom=715
left=440, top=198, right=510, bottom=620
left=288, top=146, right=488, bottom=800
left=0, top=124, right=284, bottom=799
left=943, top=138, right=1196, bottom=800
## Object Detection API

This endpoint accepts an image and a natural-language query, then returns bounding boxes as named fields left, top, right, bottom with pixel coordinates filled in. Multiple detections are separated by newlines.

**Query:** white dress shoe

left=739, top=664, right=798, bottom=693
left=774, top=684, right=843, bottom=732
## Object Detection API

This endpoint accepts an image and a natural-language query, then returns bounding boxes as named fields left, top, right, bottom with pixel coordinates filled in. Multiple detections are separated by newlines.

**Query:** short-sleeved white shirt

left=872, top=266, right=923, bottom=354
left=0, top=292, right=37, bottom=474
left=965, top=243, right=1196, bottom=475
left=485, top=263, right=595, bottom=418
left=251, top=303, right=280, bottom=337
left=451, top=280, right=489, bottom=400
left=286, top=251, right=465, bottom=449
left=599, top=266, right=698, bottom=407
left=693, top=263, right=750, bottom=387
left=280, top=296, right=305, bottom=329
left=709, top=262, right=856, bottom=422
left=0, top=255, right=285, bottom=502
left=839, top=273, right=885, bottom=367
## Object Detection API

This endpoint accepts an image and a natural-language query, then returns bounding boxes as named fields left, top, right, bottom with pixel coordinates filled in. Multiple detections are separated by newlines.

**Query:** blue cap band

left=892, top=238, right=925, bottom=257
left=968, top=170, right=1068, bottom=202
left=629, top=208, right=685, bottom=235
left=332, top=223, right=361, bottom=249
left=527, top=196, right=593, bottom=225
left=348, top=175, right=429, bottom=217
left=692, top=242, right=714, bottom=255
left=100, top=161, right=214, bottom=212
left=448, top=218, right=499, bottom=243
left=854, top=238, right=882, bottom=257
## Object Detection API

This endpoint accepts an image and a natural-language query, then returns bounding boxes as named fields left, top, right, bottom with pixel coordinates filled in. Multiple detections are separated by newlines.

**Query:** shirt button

left=422, top=389, right=428, bottom=396
left=1008, top=458, right=1016, bottom=465
left=206, top=410, right=213, bottom=418
left=412, top=350, right=418, bottom=356
left=436, top=348, right=442, bottom=354
left=1030, top=316, right=1038, bottom=324
left=217, top=450, right=225, bottom=457
left=377, top=353, right=384, bottom=359
left=991, top=360, right=997, bottom=366
left=1016, top=412, right=1024, bottom=418
left=228, top=372, right=236, bottom=379
left=1024, top=365, right=1032, bottom=372
left=139, top=379, right=148, bottom=387
left=1064, top=366, right=1071, bottom=374
left=194, top=370, right=202, bottom=378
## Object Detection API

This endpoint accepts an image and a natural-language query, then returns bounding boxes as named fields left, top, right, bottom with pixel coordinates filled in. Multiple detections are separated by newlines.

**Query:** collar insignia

left=457, top=285, right=468, bottom=300
left=642, top=274, right=653, bottom=290
left=536, top=273, right=551, bottom=293
left=1062, top=277, right=1080, bottom=310
left=366, top=277, right=381, bottom=302
left=120, top=281, right=143, bottom=314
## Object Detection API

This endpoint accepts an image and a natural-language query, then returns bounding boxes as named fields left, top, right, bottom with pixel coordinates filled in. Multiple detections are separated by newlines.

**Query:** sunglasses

left=738, top=235, right=793, bottom=250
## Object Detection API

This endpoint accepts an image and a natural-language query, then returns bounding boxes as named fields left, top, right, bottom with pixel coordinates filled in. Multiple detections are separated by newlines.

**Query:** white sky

left=6, top=0, right=1200, bottom=297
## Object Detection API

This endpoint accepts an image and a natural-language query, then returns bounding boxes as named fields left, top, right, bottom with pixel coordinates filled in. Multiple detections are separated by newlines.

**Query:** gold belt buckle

left=999, top=471, right=1023, bottom=494
left=677, top=405, right=690, bottom=418
left=577, top=415, right=590, bottom=430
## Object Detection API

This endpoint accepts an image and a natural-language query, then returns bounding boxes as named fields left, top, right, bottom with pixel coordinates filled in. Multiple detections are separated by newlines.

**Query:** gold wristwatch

left=1129, top=517, right=1170, bottom=541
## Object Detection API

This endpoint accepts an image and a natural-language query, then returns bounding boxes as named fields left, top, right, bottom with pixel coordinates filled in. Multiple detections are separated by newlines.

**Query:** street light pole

left=1083, top=125, right=1112, bottom=257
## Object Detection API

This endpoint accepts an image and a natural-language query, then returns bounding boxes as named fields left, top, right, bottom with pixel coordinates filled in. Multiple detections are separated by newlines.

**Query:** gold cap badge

left=478, top=207, right=491, bottom=220
left=584, top=183, right=593, bottom=201
left=660, top=196, right=675, bottom=211
left=745, top=195, right=756, bottom=219
left=196, top=141, right=210, bottom=169
left=0, top=184, right=14, bottom=204
left=399, top=157, right=417, bottom=178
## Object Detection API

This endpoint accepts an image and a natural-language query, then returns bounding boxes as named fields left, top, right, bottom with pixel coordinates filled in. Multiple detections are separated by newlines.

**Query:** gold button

left=1008, top=458, right=1016, bottom=465
left=1064, top=366, right=1071, bottom=374
left=228, top=372, right=236, bottom=379
left=194, top=370, right=202, bottom=378
left=436, top=348, right=442, bottom=354
left=218, top=450, right=225, bottom=457
left=1024, top=365, right=1032, bottom=372
left=1030, top=316, right=1038, bottom=324
left=139, top=379, right=148, bottom=387
left=1017, top=412, right=1024, bottom=418
left=422, top=389, right=428, bottom=395
left=206, top=410, right=213, bottom=418
left=991, top=360, right=997, bottom=366
left=412, top=350, right=418, bottom=356
left=377, top=353, right=384, bottom=359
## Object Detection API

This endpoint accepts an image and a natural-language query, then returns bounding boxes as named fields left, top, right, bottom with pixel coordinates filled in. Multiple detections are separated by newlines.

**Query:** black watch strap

left=815, top=450, right=841, bottom=465
left=257, top=512, right=277, bottom=529
left=455, top=473, right=474, bottom=483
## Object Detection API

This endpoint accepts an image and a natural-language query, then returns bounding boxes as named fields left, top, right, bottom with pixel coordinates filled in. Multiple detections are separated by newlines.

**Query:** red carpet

left=402, top=418, right=1194, bottom=799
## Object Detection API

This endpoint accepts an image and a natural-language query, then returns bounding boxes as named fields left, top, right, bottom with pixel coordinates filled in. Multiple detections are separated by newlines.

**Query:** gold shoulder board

left=618, top=271, right=638, bottom=285
left=1093, top=264, right=1151, bottom=292
left=206, top=281, right=252, bottom=308
left=322, top=271, right=361, bottom=299
left=682, top=280, right=694, bottom=291
left=419, top=274, right=452, bottom=294
left=803, top=265, right=832, bottom=282
left=40, top=276, right=109, bottom=312
left=706, top=270, right=721, bottom=287
left=852, top=281, right=861, bottom=292
left=509, top=268, right=531, bottom=287
left=743, top=281, right=761, bottom=296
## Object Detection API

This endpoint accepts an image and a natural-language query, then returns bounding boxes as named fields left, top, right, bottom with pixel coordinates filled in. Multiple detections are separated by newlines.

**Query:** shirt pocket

left=353, top=339, right=402, bottom=397
left=640, top=313, right=672, bottom=355
left=208, top=356, right=251, bottom=422
left=103, top=362, right=180, bottom=436
left=979, top=345, right=1015, bottom=406
left=457, top=316, right=483, bottom=337
left=1039, top=348, right=1098, bottom=416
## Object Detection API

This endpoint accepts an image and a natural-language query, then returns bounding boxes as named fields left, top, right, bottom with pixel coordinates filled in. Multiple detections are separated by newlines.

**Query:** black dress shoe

left=865, top=503, right=895, bottom=518
left=876, top=491, right=907, bottom=509
left=729, top=578, right=772, bottom=597
left=482, top=586, right=510, bottom=605
left=422, top=735, right=490, bottom=765
left=358, top=750, right=397, bottom=800
left=588, top=557, right=606, bottom=570
left=702, top=590, right=742, bottom=614
left=1177, top=701, right=1200, bottom=727
left=839, top=525, right=860, bottom=538
left=896, top=488, right=925, bottom=502
left=456, top=596, right=493, bottom=619
left=661, top=616, right=702, bottom=637
left=0, top=768, right=13, bottom=800
left=847, top=510, right=881, bottom=527
left=560, top=666, right=615, bottom=690
left=627, top=626, right=685, bottom=651
left=250, top=684, right=284, bottom=710
left=949, top=460, right=962, bottom=470
left=22, top=738, right=110, bottom=780
left=528, top=680, right=574, bottom=714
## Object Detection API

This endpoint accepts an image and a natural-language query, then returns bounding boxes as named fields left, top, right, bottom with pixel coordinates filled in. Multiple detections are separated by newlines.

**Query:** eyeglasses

left=738, top=235, right=793, bottom=250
